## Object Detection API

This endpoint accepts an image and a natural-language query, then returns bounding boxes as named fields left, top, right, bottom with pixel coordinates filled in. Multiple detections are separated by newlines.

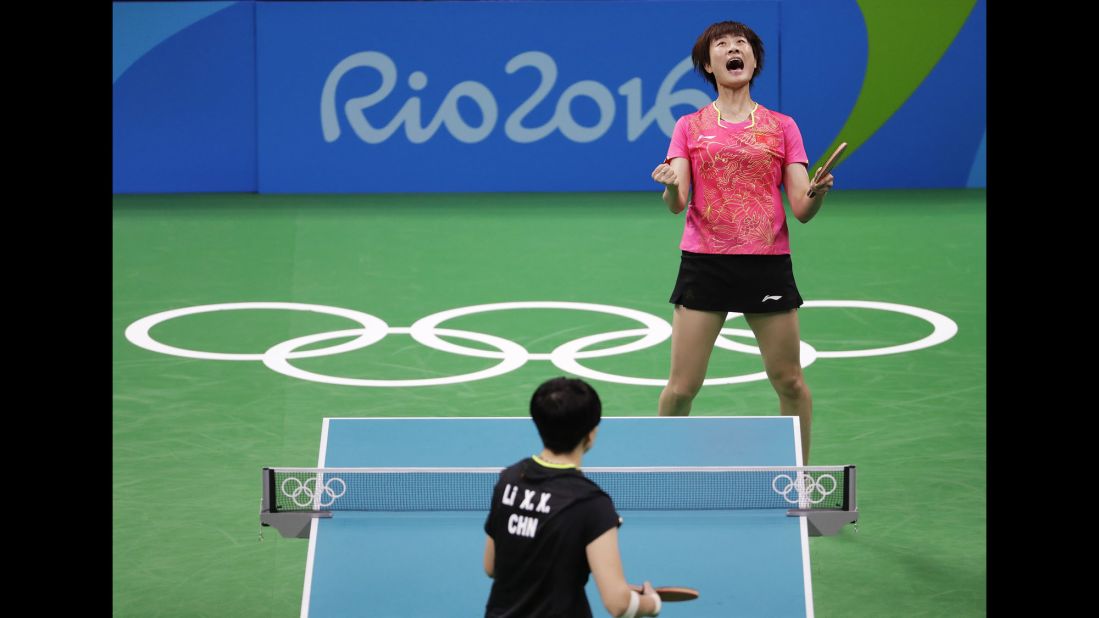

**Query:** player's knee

left=769, top=370, right=807, bottom=399
left=666, top=379, right=703, bottom=401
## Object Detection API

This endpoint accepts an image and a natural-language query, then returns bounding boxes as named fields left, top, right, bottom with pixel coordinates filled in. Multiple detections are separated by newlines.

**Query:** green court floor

left=113, top=189, right=985, bottom=617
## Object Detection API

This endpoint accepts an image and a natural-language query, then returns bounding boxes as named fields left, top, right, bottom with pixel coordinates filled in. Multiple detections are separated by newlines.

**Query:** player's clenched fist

left=652, top=163, right=679, bottom=188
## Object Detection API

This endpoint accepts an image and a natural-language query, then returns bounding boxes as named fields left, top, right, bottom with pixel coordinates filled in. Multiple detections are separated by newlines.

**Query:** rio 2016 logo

left=321, top=51, right=711, bottom=145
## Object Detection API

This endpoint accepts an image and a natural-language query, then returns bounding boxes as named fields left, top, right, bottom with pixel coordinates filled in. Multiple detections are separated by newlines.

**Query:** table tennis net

left=264, top=465, right=854, bottom=512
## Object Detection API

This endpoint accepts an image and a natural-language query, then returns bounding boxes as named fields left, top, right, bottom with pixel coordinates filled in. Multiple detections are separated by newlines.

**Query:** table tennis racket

left=629, top=584, right=699, bottom=602
left=808, top=141, right=847, bottom=197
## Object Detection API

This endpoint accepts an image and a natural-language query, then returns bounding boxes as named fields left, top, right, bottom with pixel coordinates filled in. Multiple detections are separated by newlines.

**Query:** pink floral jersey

left=666, top=103, right=808, bottom=254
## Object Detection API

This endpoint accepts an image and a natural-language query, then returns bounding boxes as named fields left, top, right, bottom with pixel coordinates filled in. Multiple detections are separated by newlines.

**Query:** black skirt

left=669, top=251, right=804, bottom=313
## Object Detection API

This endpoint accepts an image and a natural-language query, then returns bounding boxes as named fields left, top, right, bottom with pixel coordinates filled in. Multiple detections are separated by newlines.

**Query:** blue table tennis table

left=264, top=416, right=856, bottom=617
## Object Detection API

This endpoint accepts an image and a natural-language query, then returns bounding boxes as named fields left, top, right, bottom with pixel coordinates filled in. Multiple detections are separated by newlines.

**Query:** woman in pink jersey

left=651, top=21, right=834, bottom=464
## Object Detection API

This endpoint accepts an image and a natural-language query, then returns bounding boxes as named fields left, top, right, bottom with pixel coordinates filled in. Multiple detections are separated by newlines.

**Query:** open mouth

left=726, top=58, right=744, bottom=71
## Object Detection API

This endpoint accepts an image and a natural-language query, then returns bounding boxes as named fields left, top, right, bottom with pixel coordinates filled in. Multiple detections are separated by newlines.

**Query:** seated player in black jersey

left=483, top=377, right=662, bottom=618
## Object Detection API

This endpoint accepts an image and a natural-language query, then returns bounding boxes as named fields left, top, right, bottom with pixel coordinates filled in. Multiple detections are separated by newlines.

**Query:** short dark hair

left=691, top=21, right=765, bottom=91
left=529, top=377, right=602, bottom=454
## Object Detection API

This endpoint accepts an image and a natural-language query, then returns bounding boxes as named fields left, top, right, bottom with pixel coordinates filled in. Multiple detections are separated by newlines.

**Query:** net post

left=787, top=465, right=859, bottom=536
left=259, top=467, right=333, bottom=538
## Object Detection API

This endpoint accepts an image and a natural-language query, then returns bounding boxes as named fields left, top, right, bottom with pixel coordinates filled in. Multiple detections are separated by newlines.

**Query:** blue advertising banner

left=113, top=1, right=256, bottom=193
left=113, top=0, right=985, bottom=193
left=256, top=1, right=780, bottom=192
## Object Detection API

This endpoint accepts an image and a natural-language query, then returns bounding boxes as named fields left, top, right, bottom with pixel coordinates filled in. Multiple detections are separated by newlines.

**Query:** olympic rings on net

left=772, top=473, right=837, bottom=505
left=281, top=475, right=347, bottom=508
